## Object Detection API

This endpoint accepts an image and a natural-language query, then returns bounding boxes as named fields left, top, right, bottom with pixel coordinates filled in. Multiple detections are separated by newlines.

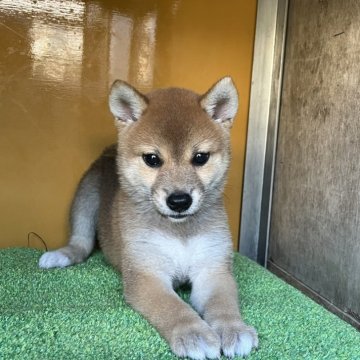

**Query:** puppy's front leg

left=124, top=271, right=221, bottom=360
left=190, top=268, right=258, bottom=358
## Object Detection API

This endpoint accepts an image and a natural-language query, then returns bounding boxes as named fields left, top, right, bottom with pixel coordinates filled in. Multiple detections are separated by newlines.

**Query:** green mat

left=0, top=248, right=359, bottom=359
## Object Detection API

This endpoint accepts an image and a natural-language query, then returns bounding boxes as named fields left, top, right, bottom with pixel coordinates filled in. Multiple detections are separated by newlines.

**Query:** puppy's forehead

left=146, top=88, right=203, bottom=121
left=138, top=88, right=221, bottom=149
left=147, top=87, right=199, bottom=103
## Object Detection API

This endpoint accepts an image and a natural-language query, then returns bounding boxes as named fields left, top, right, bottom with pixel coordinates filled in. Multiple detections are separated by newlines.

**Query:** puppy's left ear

left=200, top=77, right=239, bottom=128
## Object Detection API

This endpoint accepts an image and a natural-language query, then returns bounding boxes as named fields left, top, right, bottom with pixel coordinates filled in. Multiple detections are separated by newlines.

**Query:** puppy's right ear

left=109, top=80, right=148, bottom=124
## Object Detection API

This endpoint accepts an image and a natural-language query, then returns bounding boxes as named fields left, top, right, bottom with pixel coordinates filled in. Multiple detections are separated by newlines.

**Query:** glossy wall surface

left=0, top=0, right=256, bottom=249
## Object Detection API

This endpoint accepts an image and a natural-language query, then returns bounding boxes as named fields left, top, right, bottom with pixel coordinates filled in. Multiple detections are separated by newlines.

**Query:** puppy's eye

left=142, top=153, right=163, bottom=168
left=192, top=152, right=210, bottom=166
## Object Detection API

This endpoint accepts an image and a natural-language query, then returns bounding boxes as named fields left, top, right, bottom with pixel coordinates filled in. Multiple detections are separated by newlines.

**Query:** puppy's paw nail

left=39, top=251, right=71, bottom=269
left=171, top=320, right=221, bottom=359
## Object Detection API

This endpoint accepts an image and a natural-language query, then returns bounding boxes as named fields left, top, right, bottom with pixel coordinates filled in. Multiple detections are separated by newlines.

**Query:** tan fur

left=39, top=78, right=258, bottom=359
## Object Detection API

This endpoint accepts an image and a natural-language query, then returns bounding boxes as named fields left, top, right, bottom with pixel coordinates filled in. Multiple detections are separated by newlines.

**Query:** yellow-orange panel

left=0, top=0, right=256, bottom=249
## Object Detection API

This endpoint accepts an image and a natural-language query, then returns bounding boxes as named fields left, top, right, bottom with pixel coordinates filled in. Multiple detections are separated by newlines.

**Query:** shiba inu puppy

left=39, top=77, right=258, bottom=359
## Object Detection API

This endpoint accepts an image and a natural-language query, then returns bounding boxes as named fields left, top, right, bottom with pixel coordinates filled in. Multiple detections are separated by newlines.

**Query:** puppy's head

left=109, top=77, right=238, bottom=222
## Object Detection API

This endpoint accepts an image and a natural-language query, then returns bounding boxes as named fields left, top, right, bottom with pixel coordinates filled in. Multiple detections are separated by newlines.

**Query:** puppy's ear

left=109, top=80, right=148, bottom=124
left=200, top=77, right=238, bottom=128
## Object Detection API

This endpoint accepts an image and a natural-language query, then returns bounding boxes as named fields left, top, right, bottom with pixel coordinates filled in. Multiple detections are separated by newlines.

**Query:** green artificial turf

left=0, top=248, right=359, bottom=359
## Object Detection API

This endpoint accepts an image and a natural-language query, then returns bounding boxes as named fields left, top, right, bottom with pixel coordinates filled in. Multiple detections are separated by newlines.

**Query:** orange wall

left=0, top=0, right=257, bottom=249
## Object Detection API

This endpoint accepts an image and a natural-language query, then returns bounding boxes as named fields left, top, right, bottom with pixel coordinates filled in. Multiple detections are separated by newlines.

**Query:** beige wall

left=0, top=0, right=256, bottom=249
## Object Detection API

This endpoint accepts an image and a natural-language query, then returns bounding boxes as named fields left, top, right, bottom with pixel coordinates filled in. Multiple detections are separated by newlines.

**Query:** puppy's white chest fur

left=130, top=228, right=231, bottom=283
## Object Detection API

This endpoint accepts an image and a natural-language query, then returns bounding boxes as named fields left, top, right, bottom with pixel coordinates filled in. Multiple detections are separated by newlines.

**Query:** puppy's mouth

left=157, top=211, right=193, bottom=221
left=168, top=214, right=188, bottom=219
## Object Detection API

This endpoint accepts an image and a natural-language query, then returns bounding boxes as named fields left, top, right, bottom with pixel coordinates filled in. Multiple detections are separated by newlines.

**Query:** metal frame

left=239, top=0, right=288, bottom=266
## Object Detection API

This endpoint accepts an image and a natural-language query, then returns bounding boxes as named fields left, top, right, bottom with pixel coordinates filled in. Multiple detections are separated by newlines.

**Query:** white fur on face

left=119, top=143, right=229, bottom=221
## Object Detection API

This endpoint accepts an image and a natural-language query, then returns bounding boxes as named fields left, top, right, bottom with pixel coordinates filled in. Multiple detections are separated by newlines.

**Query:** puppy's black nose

left=166, top=192, right=192, bottom=213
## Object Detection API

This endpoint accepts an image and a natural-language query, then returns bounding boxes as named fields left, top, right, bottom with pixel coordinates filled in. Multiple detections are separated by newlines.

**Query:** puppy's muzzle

left=166, top=192, right=192, bottom=213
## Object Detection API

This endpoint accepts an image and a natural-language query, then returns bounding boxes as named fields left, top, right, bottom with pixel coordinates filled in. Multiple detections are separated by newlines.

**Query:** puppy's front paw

left=170, top=320, right=221, bottom=360
left=213, top=321, right=258, bottom=358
